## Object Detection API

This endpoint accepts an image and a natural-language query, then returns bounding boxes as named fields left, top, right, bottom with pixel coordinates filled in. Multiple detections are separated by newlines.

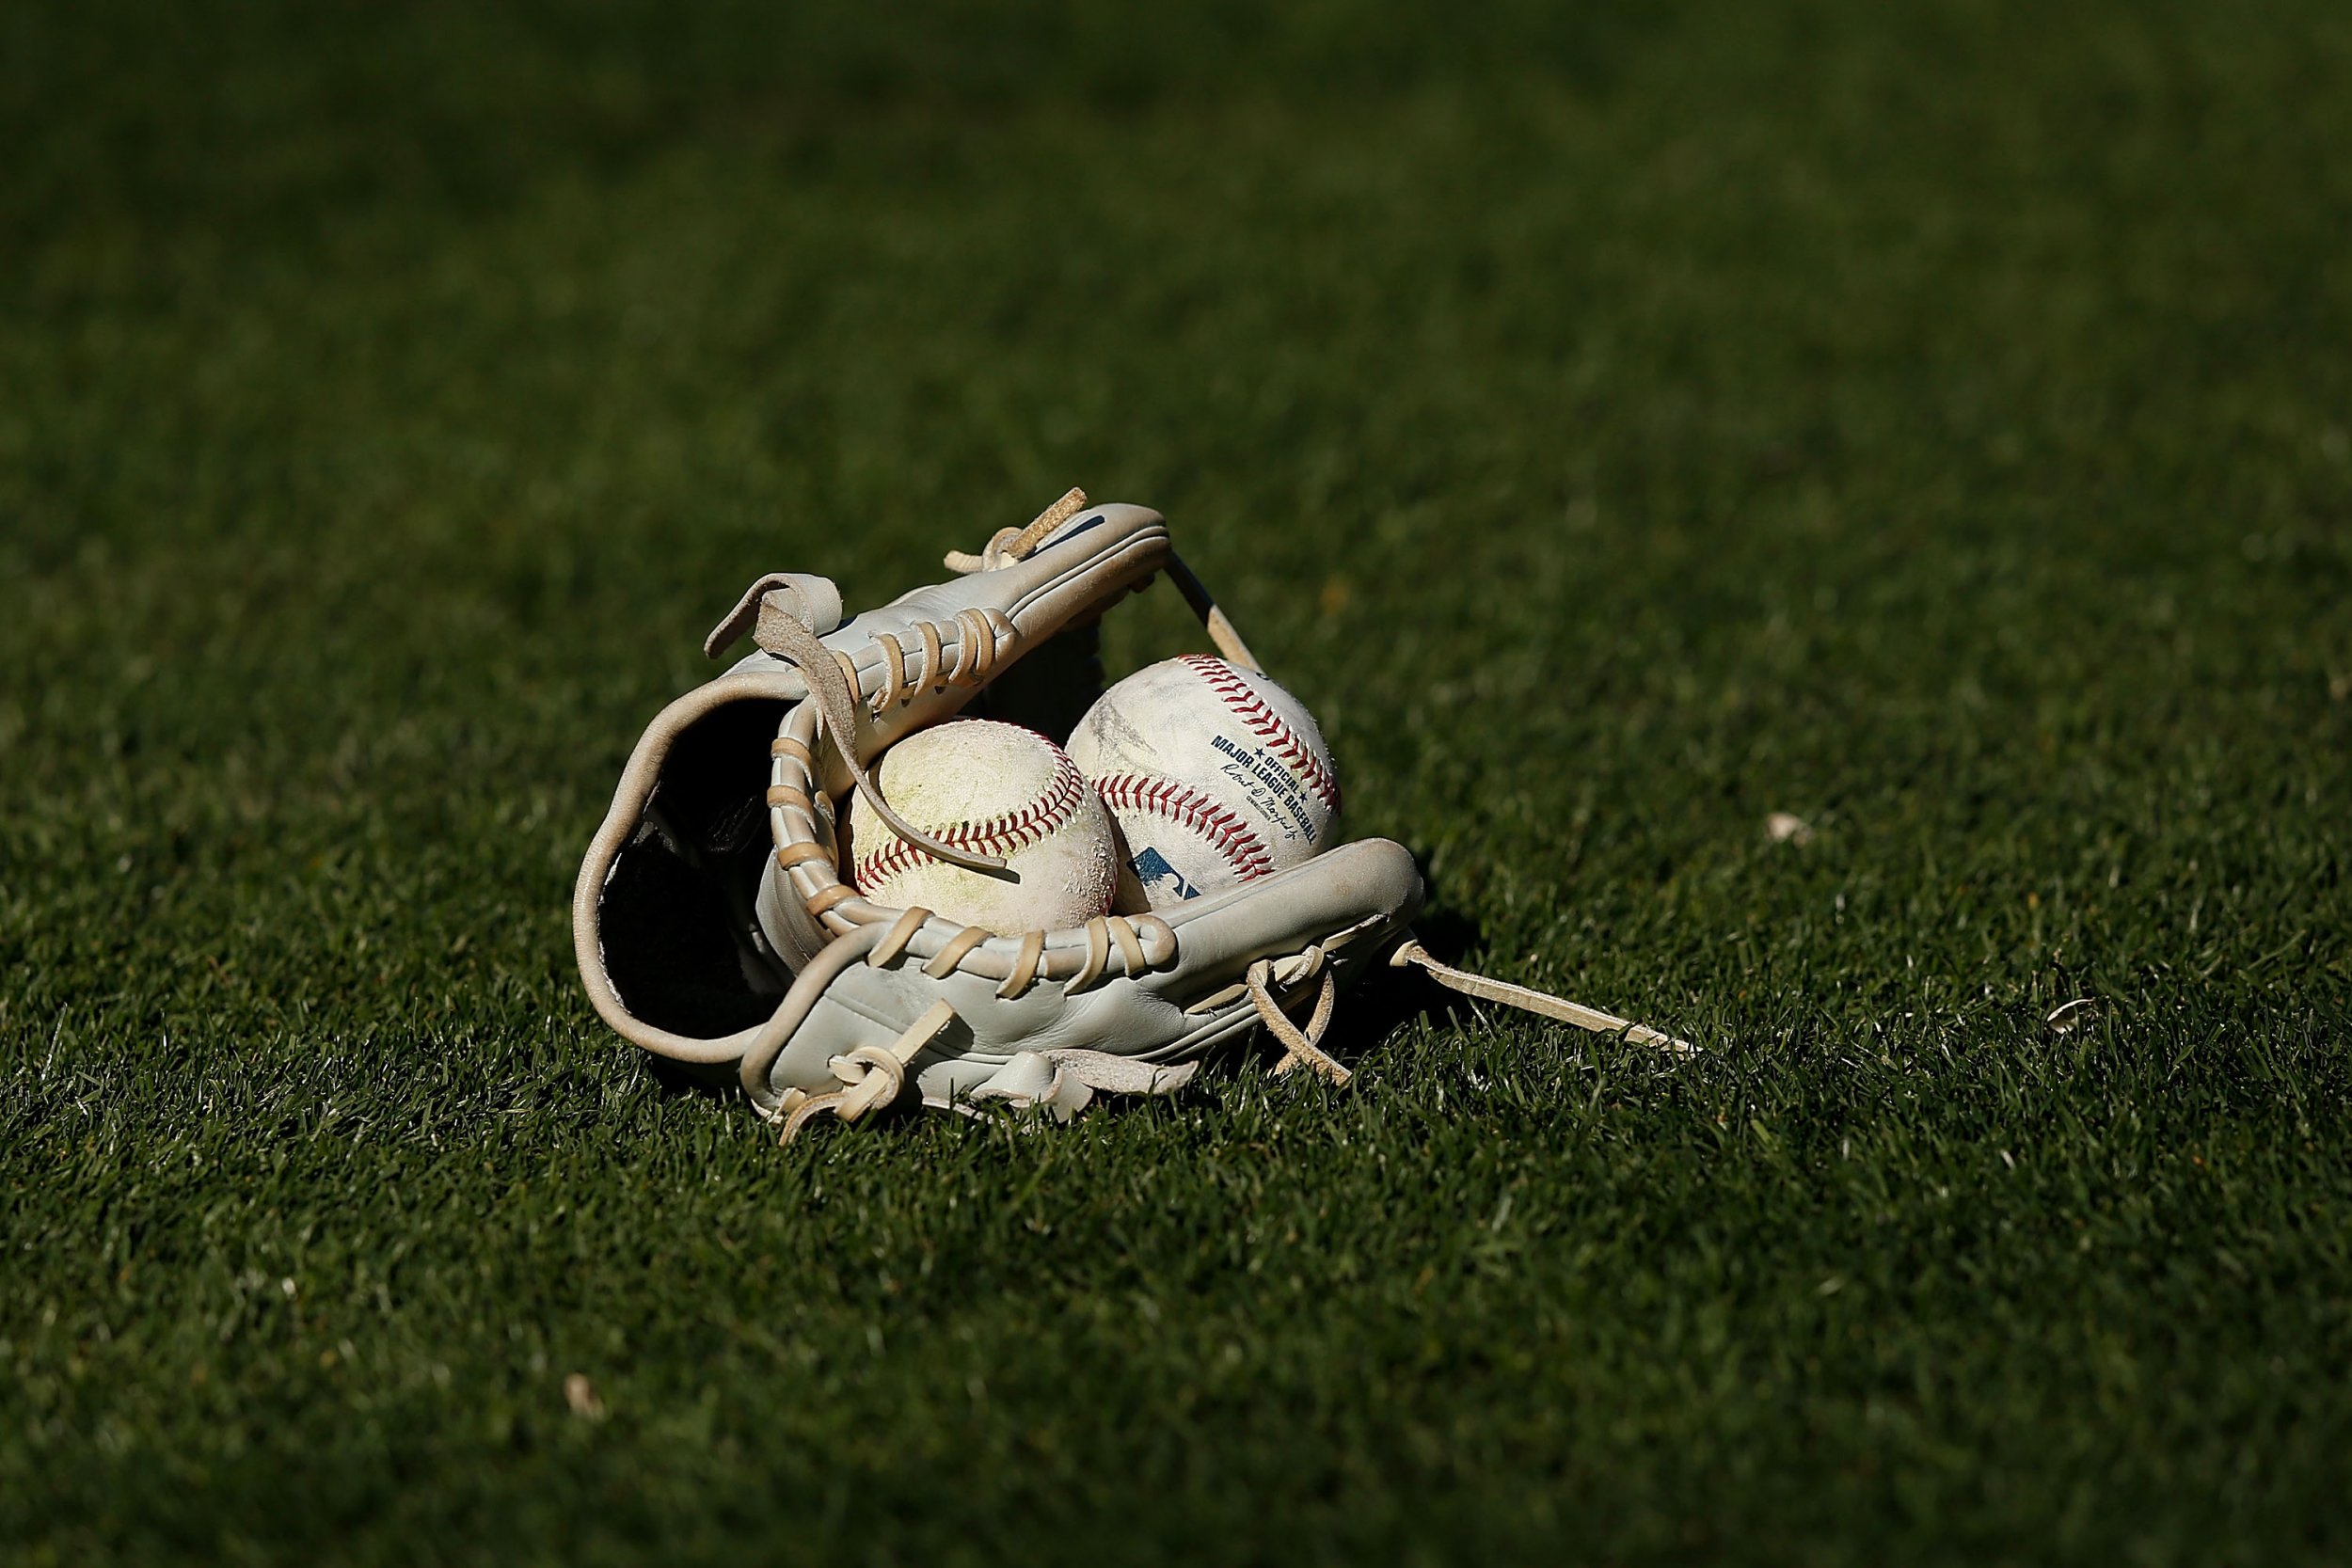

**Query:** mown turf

left=5, top=0, right=2350, bottom=1561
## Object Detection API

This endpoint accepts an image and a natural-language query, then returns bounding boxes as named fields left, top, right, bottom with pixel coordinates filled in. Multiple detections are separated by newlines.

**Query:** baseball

left=841, top=719, right=1119, bottom=935
left=1066, top=655, right=1341, bottom=912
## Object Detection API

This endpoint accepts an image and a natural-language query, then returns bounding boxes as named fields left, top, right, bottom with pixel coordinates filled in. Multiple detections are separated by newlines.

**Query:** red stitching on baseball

left=1093, top=772, right=1278, bottom=882
left=1177, top=655, right=1341, bottom=813
left=851, top=742, right=1088, bottom=891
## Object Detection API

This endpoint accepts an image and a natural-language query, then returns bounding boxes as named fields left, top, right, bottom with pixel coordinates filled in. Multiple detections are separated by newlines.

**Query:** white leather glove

left=574, top=490, right=1686, bottom=1140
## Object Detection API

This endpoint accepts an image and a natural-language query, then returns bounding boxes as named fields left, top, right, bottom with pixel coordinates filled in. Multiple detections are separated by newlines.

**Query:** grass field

left=6, top=0, right=2350, bottom=1560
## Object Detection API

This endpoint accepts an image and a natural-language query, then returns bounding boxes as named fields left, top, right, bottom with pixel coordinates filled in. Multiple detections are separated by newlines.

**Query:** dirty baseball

left=1067, top=654, right=1342, bottom=911
left=843, top=719, right=1119, bottom=934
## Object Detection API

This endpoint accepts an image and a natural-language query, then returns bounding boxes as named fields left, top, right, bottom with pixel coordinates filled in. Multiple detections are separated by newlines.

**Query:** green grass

left=6, top=0, right=2351, bottom=1560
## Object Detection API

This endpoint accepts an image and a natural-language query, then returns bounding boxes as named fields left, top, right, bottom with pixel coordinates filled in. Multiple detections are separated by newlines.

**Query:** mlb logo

left=1129, top=847, right=1200, bottom=902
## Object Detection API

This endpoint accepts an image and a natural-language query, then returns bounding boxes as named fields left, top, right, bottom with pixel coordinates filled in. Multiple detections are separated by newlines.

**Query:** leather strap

left=1391, top=938, right=1691, bottom=1052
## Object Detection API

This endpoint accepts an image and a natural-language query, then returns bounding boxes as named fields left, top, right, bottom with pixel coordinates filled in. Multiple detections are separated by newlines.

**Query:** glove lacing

left=943, top=485, right=1095, bottom=574
left=738, top=603, right=1015, bottom=876
left=723, top=488, right=1261, bottom=879
left=951, top=487, right=1268, bottom=675
left=776, top=998, right=960, bottom=1144
left=1248, top=959, right=1346, bottom=1084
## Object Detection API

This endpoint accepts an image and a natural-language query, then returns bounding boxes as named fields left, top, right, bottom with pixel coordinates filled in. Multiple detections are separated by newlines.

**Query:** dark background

left=5, top=1, right=2349, bottom=1561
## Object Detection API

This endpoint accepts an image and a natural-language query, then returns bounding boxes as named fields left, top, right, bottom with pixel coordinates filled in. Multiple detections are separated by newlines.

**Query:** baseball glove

left=573, top=489, right=1686, bottom=1141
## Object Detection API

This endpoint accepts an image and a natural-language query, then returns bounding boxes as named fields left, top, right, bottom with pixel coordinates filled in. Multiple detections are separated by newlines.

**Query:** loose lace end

left=946, top=487, right=1091, bottom=574
left=1391, top=939, right=1692, bottom=1053
left=1164, top=552, right=1263, bottom=673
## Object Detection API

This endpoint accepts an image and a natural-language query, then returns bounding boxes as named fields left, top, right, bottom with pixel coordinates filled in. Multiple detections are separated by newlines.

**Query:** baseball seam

left=851, top=746, right=1089, bottom=892
left=1093, top=772, right=1279, bottom=883
left=1178, top=655, right=1342, bottom=813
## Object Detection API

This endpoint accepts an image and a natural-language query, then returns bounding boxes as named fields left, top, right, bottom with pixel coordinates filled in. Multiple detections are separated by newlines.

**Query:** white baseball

left=842, top=720, right=1119, bottom=935
left=1066, top=655, right=1341, bottom=912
